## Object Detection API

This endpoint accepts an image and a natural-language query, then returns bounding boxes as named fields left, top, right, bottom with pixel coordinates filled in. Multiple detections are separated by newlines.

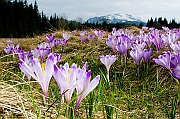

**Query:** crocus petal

left=19, top=59, right=37, bottom=80
left=82, top=75, right=100, bottom=98
left=43, top=54, right=56, bottom=93
left=153, top=52, right=171, bottom=70
left=77, top=62, right=88, bottom=82
left=32, top=58, right=43, bottom=82
left=53, top=64, right=66, bottom=94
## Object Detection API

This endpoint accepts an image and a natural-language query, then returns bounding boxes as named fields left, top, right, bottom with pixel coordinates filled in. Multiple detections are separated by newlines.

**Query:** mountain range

left=86, top=13, right=146, bottom=26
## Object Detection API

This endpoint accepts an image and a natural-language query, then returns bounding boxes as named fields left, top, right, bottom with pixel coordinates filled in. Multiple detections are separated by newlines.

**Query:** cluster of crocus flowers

left=105, top=27, right=156, bottom=76
left=19, top=53, right=100, bottom=115
left=5, top=26, right=180, bottom=118
left=79, top=30, right=97, bottom=43
left=44, top=33, right=70, bottom=50
left=3, top=40, right=20, bottom=55
left=106, top=30, right=132, bottom=56
left=8, top=33, right=100, bottom=115
left=94, top=29, right=105, bottom=39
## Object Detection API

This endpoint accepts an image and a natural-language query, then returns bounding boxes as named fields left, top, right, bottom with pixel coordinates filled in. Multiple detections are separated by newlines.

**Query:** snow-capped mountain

left=87, top=13, right=146, bottom=25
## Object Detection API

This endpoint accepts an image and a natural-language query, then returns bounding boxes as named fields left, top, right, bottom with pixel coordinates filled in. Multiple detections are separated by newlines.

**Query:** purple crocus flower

left=170, top=53, right=180, bottom=68
left=38, top=48, right=51, bottom=62
left=16, top=49, right=26, bottom=59
left=111, top=27, right=118, bottom=36
left=100, top=55, right=116, bottom=82
left=170, top=41, right=180, bottom=54
left=143, top=48, right=153, bottom=62
left=63, top=32, right=70, bottom=40
left=71, top=30, right=77, bottom=34
left=94, top=29, right=104, bottom=39
left=106, top=37, right=117, bottom=52
left=19, top=53, right=57, bottom=102
left=87, top=34, right=94, bottom=41
left=130, top=48, right=143, bottom=66
left=4, top=43, right=20, bottom=55
left=17, top=50, right=31, bottom=61
left=46, top=41, right=55, bottom=49
left=54, top=40, right=62, bottom=47
left=6, top=39, right=13, bottom=44
left=3, top=40, right=14, bottom=54
left=153, top=51, right=171, bottom=71
left=115, top=39, right=131, bottom=56
left=31, top=48, right=51, bottom=62
left=163, top=32, right=180, bottom=45
left=4, top=45, right=12, bottom=54
left=45, top=34, right=55, bottom=42
left=151, top=34, right=164, bottom=54
left=162, top=26, right=170, bottom=31
left=53, top=62, right=77, bottom=103
left=31, top=48, right=39, bottom=58
left=172, top=65, right=180, bottom=80
left=100, top=55, right=117, bottom=72
left=17, top=50, right=33, bottom=81
left=60, top=39, right=68, bottom=46
left=52, top=53, right=62, bottom=63
left=80, top=37, right=87, bottom=43
left=80, top=30, right=86, bottom=36
left=38, top=42, right=48, bottom=49
left=75, top=70, right=100, bottom=115
left=10, top=43, right=20, bottom=56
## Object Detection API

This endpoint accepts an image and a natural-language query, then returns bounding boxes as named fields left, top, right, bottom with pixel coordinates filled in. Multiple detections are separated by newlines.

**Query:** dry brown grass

left=0, top=79, right=70, bottom=118
left=0, top=28, right=180, bottom=118
left=0, top=81, right=36, bottom=118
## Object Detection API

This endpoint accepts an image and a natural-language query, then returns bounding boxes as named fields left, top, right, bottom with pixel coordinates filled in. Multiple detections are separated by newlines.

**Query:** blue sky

left=27, top=0, right=180, bottom=23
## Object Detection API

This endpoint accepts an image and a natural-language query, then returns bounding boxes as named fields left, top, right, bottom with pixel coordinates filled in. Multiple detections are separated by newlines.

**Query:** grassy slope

left=0, top=29, right=180, bottom=119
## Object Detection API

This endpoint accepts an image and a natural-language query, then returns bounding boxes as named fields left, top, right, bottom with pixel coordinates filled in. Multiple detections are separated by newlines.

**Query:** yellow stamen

left=156, top=38, right=158, bottom=41
left=41, top=63, right=46, bottom=74
left=66, top=77, right=68, bottom=83
left=66, top=69, right=71, bottom=83
left=68, top=69, right=70, bottom=74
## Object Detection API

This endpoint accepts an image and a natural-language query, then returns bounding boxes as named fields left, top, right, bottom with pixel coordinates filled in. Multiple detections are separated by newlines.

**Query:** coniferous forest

left=0, top=0, right=180, bottom=38
left=0, top=0, right=69, bottom=38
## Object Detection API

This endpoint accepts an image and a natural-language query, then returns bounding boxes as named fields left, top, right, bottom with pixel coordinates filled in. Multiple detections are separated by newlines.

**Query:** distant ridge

left=86, top=13, right=146, bottom=26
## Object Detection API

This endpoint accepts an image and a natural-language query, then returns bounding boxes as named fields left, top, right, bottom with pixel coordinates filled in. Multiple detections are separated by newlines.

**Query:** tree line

left=0, top=0, right=69, bottom=38
left=0, top=0, right=180, bottom=38
left=146, top=17, right=180, bottom=29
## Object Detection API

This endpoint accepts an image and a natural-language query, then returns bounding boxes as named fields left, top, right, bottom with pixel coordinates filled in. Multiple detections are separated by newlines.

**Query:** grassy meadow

left=0, top=27, right=180, bottom=119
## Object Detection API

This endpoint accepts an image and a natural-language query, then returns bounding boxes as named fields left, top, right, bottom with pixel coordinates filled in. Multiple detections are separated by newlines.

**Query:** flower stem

left=121, top=55, right=123, bottom=67
left=43, top=95, right=48, bottom=107
left=107, top=69, right=110, bottom=82
left=137, top=65, right=140, bottom=79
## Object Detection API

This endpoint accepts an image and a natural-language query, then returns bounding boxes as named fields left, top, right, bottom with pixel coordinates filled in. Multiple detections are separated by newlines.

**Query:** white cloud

left=141, top=1, right=179, bottom=10
left=27, top=0, right=180, bottom=22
